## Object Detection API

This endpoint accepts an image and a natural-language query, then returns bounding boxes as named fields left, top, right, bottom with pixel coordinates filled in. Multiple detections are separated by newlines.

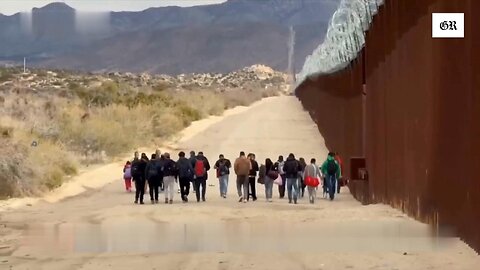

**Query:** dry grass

left=0, top=69, right=285, bottom=198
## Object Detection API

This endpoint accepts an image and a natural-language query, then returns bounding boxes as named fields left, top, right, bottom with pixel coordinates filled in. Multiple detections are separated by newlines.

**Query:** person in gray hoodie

left=303, top=158, right=322, bottom=204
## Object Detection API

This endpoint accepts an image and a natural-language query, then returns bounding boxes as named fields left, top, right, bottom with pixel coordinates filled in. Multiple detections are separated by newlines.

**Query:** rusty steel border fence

left=296, top=0, right=480, bottom=253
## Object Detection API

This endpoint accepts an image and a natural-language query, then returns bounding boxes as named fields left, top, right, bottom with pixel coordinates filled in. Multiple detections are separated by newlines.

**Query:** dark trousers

left=300, top=177, right=306, bottom=197
left=134, top=175, right=146, bottom=203
left=194, top=177, right=207, bottom=202
left=148, top=176, right=160, bottom=201
left=179, top=177, right=191, bottom=201
left=248, top=176, right=257, bottom=201
left=278, top=174, right=286, bottom=198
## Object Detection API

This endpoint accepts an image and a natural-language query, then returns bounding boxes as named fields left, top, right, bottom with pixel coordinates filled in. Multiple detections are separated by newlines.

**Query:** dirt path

left=0, top=96, right=479, bottom=269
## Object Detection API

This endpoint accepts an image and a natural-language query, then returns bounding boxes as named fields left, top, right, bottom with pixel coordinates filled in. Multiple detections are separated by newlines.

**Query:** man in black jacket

left=145, top=153, right=162, bottom=204
left=177, top=151, right=194, bottom=202
left=283, top=153, right=301, bottom=204
left=189, top=151, right=197, bottom=193
left=247, top=153, right=259, bottom=201
left=193, top=151, right=210, bottom=202
left=132, top=152, right=149, bottom=204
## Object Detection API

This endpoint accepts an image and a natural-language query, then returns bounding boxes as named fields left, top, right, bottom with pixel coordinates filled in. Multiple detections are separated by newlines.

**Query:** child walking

left=123, top=161, right=132, bottom=192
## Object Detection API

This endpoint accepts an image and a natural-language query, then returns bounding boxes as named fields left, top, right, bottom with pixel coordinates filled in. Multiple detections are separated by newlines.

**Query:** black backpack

left=218, top=161, right=229, bottom=176
left=131, top=162, right=141, bottom=177
left=327, top=159, right=337, bottom=175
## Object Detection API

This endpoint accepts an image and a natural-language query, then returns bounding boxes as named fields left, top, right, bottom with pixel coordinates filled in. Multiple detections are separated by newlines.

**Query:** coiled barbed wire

left=297, top=0, right=384, bottom=84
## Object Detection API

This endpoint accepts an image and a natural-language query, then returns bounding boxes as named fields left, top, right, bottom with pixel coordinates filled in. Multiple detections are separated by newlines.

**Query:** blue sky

left=0, top=0, right=227, bottom=15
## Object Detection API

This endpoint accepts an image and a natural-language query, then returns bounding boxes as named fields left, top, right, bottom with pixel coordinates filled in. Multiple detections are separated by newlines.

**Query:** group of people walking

left=123, top=150, right=343, bottom=205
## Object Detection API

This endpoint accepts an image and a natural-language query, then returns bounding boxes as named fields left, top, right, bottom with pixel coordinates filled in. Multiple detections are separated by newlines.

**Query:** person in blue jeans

left=321, top=152, right=341, bottom=201
left=283, top=153, right=301, bottom=204
left=214, top=154, right=231, bottom=198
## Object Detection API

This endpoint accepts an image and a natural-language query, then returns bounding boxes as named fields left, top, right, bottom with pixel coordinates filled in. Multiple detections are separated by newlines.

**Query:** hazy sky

left=0, top=0, right=227, bottom=15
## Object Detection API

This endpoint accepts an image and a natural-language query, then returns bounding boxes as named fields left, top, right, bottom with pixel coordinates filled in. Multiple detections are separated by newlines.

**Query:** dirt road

left=0, top=96, right=479, bottom=269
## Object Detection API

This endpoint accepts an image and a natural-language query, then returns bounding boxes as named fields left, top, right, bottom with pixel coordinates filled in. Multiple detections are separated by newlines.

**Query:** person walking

left=214, top=154, right=231, bottom=198
left=123, top=161, right=132, bottom=192
left=189, top=151, right=197, bottom=193
left=283, top=153, right=301, bottom=204
left=334, top=152, right=344, bottom=193
left=162, top=152, right=178, bottom=204
left=234, top=151, right=251, bottom=203
left=247, top=153, right=259, bottom=201
left=132, top=152, right=148, bottom=204
left=321, top=152, right=341, bottom=201
left=145, top=153, right=162, bottom=204
left=177, top=151, right=194, bottom=202
left=298, top=157, right=307, bottom=198
left=264, top=158, right=276, bottom=202
left=274, top=156, right=286, bottom=199
left=303, top=158, right=322, bottom=204
left=193, top=151, right=210, bottom=202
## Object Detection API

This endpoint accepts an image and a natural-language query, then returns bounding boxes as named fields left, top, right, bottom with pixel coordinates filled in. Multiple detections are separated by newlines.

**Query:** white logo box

left=432, top=13, right=465, bottom=38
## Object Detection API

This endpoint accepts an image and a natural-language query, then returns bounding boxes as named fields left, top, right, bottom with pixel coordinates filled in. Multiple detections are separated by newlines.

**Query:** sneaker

left=134, top=200, right=138, bottom=204
left=243, top=199, right=247, bottom=203
left=238, top=197, right=243, bottom=202
left=140, top=201, right=144, bottom=205
left=169, top=200, right=173, bottom=204
left=222, top=195, right=227, bottom=199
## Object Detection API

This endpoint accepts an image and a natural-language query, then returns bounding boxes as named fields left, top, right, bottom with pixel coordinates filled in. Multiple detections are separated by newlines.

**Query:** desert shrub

left=26, top=139, right=78, bottom=189
left=0, top=138, right=34, bottom=198
left=0, top=125, right=13, bottom=138
left=42, top=168, right=64, bottom=190
left=178, top=90, right=225, bottom=117
left=153, top=81, right=171, bottom=92
left=0, top=69, right=14, bottom=82
left=152, top=112, right=184, bottom=138
left=174, top=102, right=202, bottom=126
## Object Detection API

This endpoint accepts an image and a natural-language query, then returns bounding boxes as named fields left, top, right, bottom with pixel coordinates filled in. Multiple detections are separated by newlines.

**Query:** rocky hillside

left=0, top=0, right=338, bottom=74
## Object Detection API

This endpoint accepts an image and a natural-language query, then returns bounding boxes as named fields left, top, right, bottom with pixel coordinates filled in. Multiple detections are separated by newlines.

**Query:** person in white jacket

left=303, top=158, right=323, bottom=204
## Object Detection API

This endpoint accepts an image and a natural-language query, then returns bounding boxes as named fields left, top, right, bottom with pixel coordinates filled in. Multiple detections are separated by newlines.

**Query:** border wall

left=296, top=0, right=480, bottom=252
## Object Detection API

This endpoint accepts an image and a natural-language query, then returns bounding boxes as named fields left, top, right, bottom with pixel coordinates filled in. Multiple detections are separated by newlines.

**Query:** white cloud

left=0, top=0, right=227, bottom=15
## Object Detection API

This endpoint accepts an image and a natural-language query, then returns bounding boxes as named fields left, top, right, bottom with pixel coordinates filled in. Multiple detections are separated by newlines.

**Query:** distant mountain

left=0, top=0, right=338, bottom=75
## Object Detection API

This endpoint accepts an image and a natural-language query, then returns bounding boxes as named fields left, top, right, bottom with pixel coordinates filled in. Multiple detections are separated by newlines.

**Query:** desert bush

left=0, top=139, right=29, bottom=198
left=0, top=69, right=14, bottom=82
left=152, top=111, right=184, bottom=138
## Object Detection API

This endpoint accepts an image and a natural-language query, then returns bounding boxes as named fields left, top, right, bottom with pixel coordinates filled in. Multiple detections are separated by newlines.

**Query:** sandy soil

left=0, top=96, right=479, bottom=269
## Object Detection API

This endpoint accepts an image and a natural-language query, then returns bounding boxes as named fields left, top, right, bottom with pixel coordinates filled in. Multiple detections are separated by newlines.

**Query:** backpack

left=123, top=166, right=132, bottom=179
left=148, top=162, right=159, bottom=178
left=131, top=162, right=141, bottom=177
left=163, top=160, right=176, bottom=176
left=195, top=159, right=205, bottom=177
left=327, top=159, right=337, bottom=175
left=218, top=161, right=229, bottom=176
left=178, top=159, right=193, bottom=178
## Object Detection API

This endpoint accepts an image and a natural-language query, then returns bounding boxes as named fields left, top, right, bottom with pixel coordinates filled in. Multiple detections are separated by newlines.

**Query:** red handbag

left=304, top=176, right=320, bottom=187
